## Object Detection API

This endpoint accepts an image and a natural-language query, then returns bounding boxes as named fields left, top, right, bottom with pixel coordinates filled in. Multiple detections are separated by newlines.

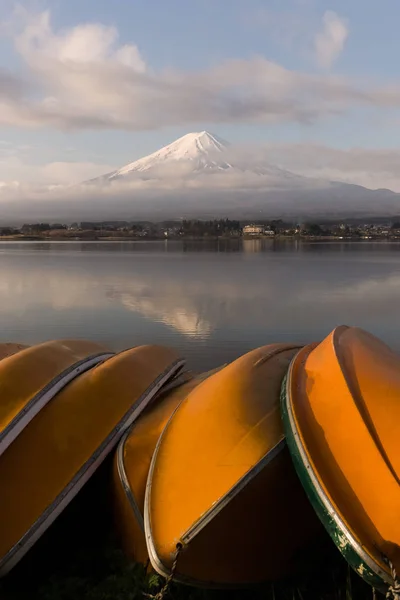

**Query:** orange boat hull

left=113, top=367, right=223, bottom=565
left=145, top=344, right=322, bottom=587
left=0, top=343, right=29, bottom=361
left=0, top=345, right=184, bottom=575
left=0, top=339, right=113, bottom=456
left=282, top=326, right=400, bottom=591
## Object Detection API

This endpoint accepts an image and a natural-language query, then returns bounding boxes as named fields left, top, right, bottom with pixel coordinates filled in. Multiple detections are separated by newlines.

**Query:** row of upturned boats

left=0, top=327, right=399, bottom=594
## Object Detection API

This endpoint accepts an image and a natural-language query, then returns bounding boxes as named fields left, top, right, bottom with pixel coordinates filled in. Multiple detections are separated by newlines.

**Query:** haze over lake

left=0, top=239, right=399, bottom=370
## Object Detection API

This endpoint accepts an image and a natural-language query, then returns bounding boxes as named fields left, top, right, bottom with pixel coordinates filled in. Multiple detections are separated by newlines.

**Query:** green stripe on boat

left=280, top=371, right=389, bottom=592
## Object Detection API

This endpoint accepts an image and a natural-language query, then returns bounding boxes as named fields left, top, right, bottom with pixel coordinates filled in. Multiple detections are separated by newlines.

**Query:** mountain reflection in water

left=0, top=240, right=399, bottom=370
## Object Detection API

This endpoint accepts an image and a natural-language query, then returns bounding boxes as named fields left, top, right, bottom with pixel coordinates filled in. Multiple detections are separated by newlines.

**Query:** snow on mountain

left=87, top=131, right=308, bottom=185
left=78, top=131, right=400, bottom=221
left=107, top=131, right=231, bottom=178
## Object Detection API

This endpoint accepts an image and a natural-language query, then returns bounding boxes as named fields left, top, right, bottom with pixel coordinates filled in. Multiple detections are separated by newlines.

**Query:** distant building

left=242, top=224, right=265, bottom=236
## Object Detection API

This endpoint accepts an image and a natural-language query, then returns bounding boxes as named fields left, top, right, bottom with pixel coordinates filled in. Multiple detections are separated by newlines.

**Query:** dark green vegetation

left=0, top=458, right=379, bottom=600
left=2, top=217, right=400, bottom=240
left=0, top=542, right=376, bottom=600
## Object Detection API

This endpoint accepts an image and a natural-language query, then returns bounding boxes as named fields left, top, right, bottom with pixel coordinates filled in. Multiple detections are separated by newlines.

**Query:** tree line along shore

left=1, top=218, right=400, bottom=240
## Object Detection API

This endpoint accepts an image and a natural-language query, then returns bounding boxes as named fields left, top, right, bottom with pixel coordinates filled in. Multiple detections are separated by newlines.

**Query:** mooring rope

left=143, top=543, right=182, bottom=600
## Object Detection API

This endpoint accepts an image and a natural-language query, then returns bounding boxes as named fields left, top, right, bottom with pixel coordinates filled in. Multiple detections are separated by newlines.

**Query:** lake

left=0, top=239, right=399, bottom=371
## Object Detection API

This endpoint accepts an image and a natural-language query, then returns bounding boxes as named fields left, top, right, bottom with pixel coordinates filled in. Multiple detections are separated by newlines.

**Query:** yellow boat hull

left=282, top=326, right=400, bottom=591
left=0, top=339, right=113, bottom=456
left=0, top=343, right=29, bottom=360
left=0, top=345, right=184, bottom=575
left=113, top=367, right=223, bottom=566
left=145, top=344, right=322, bottom=587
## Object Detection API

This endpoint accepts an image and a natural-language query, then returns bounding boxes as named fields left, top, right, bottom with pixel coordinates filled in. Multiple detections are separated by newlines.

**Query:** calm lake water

left=0, top=239, right=399, bottom=371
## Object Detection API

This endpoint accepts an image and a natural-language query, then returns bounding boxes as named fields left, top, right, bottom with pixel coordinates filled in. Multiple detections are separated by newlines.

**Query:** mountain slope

left=87, top=131, right=308, bottom=184
left=106, top=131, right=231, bottom=179
left=77, top=131, right=400, bottom=220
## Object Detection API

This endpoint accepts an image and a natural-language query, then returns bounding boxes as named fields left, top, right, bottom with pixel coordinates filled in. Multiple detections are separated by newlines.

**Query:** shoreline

left=0, top=235, right=400, bottom=242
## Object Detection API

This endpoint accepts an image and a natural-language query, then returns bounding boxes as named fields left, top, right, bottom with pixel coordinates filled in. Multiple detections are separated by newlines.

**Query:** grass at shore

left=0, top=534, right=376, bottom=600
left=0, top=461, right=377, bottom=600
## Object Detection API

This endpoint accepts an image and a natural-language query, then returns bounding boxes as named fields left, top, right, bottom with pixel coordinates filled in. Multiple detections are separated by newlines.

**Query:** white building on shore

left=242, top=224, right=265, bottom=235
left=242, top=224, right=275, bottom=236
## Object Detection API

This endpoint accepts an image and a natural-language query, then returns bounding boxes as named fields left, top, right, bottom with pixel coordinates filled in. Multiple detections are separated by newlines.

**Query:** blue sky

left=2, top=0, right=400, bottom=188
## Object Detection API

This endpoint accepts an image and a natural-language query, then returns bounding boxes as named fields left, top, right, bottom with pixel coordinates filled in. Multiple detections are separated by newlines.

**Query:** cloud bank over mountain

left=0, top=131, right=399, bottom=223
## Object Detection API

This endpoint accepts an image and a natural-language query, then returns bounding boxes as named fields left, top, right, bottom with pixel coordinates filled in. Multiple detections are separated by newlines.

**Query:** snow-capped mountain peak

left=160, top=131, right=228, bottom=159
left=105, top=131, right=231, bottom=180
left=87, top=131, right=315, bottom=186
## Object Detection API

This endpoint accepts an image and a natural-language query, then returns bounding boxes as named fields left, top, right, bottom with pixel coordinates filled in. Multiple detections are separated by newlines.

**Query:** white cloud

left=0, top=149, right=117, bottom=185
left=249, top=5, right=348, bottom=68
left=39, top=161, right=118, bottom=184
left=255, top=143, right=400, bottom=192
left=314, top=11, right=349, bottom=69
left=0, top=8, right=398, bottom=134
left=0, top=139, right=118, bottom=185
left=13, top=9, right=145, bottom=70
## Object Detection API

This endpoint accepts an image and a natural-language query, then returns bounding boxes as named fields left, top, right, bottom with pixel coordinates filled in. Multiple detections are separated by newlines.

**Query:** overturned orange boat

left=0, top=345, right=184, bottom=576
left=145, top=344, right=322, bottom=587
left=113, top=366, right=223, bottom=566
left=0, top=339, right=113, bottom=457
left=0, top=343, right=29, bottom=361
left=282, top=326, right=400, bottom=591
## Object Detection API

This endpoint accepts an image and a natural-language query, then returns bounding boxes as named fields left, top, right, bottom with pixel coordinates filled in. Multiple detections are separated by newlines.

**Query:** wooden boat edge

left=181, top=437, right=286, bottom=545
left=280, top=357, right=391, bottom=592
left=0, top=357, right=185, bottom=576
left=116, top=365, right=228, bottom=540
left=115, top=368, right=198, bottom=536
left=116, top=430, right=145, bottom=533
left=115, top=367, right=197, bottom=513
left=0, top=352, right=114, bottom=457
left=144, top=432, right=287, bottom=586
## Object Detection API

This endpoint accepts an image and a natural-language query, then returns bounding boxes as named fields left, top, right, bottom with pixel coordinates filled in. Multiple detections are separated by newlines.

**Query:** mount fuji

left=79, top=131, right=400, bottom=220
left=109, top=131, right=232, bottom=176
left=1, top=132, right=399, bottom=224
left=87, top=131, right=306, bottom=184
